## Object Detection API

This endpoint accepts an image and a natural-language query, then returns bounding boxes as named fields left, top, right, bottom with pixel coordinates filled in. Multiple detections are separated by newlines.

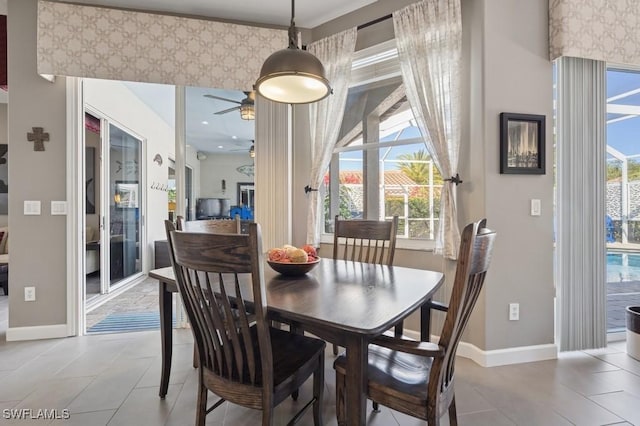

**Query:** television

left=196, top=198, right=230, bottom=219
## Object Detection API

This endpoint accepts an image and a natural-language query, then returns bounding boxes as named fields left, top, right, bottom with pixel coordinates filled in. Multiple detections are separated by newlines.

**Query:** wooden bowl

left=267, top=258, right=321, bottom=276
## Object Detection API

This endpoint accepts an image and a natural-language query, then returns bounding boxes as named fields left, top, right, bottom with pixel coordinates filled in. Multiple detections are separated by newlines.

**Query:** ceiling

left=121, top=82, right=255, bottom=155
left=64, top=0, right=377, bottom=28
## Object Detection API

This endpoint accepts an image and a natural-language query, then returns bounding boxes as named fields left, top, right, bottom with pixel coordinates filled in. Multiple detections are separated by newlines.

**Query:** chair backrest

left=332, top=215, right=398, bottom=265
left=429, top=219, right=496, bottom=412
left=176, top=215, right=241, bottom=234
left=165, top=220, right=272, bottom=388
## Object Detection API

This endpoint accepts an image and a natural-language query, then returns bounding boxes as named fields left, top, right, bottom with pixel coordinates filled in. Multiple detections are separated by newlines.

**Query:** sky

left=607, top=69, right=640, bottom=158
left=339, top=68, right=640, bottom=169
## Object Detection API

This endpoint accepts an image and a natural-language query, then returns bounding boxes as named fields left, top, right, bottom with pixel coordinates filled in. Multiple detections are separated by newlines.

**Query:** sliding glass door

left=105, top=124, right=144, bottom=290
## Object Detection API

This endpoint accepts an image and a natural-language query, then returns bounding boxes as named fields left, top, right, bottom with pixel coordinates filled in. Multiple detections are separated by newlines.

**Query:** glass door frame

left=84, top=107, right=147, bottom=297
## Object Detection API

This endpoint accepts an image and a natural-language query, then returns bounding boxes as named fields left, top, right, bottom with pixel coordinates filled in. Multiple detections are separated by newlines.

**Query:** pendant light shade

left=255, top=0, right=331, bottom=104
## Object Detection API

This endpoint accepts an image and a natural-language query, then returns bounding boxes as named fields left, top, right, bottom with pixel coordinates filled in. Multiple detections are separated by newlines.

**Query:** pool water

left=607, top=252, right=640, bottom=282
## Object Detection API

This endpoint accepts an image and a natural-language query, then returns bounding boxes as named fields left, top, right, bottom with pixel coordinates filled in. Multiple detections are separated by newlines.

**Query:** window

left=323, top=83, right=442, bottom=241
left=605, top=67, right=640, bottom=334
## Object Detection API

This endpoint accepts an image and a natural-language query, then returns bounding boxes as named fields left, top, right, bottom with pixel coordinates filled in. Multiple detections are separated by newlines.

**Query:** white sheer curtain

left=393, top=0, right=462, bottom=259
left=305, top=28, right=357, bottom=246
left=556, top=57, right=607, bottom=351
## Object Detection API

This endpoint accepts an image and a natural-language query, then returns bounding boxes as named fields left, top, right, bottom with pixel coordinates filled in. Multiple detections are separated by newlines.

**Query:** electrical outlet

left=24, top=286, right=36, bottom=302
left=509, top=303, right=519, bottom=321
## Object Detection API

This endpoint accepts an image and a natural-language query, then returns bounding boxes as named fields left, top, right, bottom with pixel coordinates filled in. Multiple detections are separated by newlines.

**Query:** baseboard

left=6, top=324, right=69, bottom=341
left=404, top=329, right=558, bottom=367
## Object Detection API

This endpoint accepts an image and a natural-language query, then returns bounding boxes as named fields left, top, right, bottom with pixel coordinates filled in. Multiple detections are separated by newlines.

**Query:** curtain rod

left=357, top=14, right=392, bottom=31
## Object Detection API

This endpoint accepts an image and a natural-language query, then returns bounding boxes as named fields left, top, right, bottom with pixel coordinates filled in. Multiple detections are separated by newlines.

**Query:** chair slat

left=234, top=277, right=256, bottom=384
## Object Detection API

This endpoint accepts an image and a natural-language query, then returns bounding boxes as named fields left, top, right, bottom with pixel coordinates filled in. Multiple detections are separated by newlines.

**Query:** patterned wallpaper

left=37, top=1, right=288, bottom=90
left=550, top=0, right=640, bottom=65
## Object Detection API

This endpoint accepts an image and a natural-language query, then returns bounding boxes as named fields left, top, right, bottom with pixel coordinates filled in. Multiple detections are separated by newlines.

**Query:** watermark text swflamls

left=2, top=408, right=70, bottom=420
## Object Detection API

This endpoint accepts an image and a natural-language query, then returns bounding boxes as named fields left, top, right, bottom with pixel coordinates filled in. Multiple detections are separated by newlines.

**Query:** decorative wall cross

left=27, top=127, right=50, bottom=151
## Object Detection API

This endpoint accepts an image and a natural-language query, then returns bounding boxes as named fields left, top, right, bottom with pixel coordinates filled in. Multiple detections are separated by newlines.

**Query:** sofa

left=0, top=227, right=8, bottom=295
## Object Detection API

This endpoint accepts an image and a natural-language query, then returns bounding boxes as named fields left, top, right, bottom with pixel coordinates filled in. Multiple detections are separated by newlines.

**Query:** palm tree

left=397, top=149, right=443, bottom=185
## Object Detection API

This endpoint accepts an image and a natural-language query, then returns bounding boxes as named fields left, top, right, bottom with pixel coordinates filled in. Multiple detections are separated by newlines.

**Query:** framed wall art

left=500, top=112, right=545, bottom=174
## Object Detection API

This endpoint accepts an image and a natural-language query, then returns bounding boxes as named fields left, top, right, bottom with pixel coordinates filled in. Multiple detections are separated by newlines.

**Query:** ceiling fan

left=204, top=91, right=255, bottom=120
left=230, top=140, right=255, bottom=157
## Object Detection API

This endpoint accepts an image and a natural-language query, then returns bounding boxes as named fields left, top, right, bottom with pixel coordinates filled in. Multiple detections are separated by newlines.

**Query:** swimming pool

left=607, top=252, right=640, bottom=282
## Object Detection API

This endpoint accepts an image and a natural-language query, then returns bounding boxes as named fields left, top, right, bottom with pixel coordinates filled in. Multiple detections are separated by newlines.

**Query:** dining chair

left=333, top=215, right=398, bottom=265
left=334, top=219, right=496, bottom=426
left=165, top=220, right=326, bottom=426
left=331, top=215, right=398, bottom=355
left=176, top=214, right=242, bottom=368
left=176, top=214, right=241, bottom=234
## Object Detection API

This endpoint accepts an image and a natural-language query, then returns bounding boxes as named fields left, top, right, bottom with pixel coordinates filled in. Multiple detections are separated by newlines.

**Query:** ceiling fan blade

left=204, top=94, right=241, bottom=104
left=215, top=106, right=241, bottom=115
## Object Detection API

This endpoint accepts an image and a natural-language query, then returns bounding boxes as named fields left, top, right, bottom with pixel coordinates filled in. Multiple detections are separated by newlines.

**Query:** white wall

left=199, top=153, right=254, bottom=208
left=8, top=0, right=68, bottom=328
left=83, top=79, right=177, bottom=271
left=459, top=0, right=555, bottom=351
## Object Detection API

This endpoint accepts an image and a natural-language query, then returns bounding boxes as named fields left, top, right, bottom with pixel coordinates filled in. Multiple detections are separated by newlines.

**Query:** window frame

left=320, top=42, right=440, bottom=251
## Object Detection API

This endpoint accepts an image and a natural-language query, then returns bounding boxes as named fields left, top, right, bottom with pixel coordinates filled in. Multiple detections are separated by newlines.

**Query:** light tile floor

left=0, top=293, right=640, bottom=425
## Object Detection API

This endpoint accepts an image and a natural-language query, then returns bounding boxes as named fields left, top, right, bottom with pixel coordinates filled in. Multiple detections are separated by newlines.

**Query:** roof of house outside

left=338, top=170, right=417, bottom=186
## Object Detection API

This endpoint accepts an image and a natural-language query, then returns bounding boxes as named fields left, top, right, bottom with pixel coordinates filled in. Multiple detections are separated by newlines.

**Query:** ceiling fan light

left=240, top=103, right=255, bottom=120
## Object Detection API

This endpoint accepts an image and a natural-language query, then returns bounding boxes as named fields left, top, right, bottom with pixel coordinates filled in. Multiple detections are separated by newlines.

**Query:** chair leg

left=291, top=323, right=302, bottom=401
left=332, top=343, right=339, bottom=356
left=335, top=369, right=346, bottom=426
left=262, top=404, right=274, bottom=426
left=448, top=396, right=458, bottom=426
left=196, top=373, right=208, bottom=426
left=313, top=352, right=324, bottom=426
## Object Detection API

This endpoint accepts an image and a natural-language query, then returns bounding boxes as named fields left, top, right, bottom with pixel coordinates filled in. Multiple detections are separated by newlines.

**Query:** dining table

left=149, top=258, right=444, bottom=426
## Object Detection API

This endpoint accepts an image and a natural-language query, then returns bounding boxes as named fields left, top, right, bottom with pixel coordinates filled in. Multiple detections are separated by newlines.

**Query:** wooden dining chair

left=334, top=219, right=496, bottom=426
left=176, top=215, right=241, bottom=234
left=175, top=214, right=242, bottom=368
left=331, top=215, right=399, bottom=354
left=165, top=220, right=326, bottom=426
left=333, top=215, right=398, bottom=265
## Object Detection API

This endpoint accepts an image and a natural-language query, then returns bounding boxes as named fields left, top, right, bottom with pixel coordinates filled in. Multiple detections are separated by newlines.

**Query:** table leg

left=159, top=281, right=173, bottom=399
left=421, top=298, right=432, bottom=342
left=345, top=334, right=367, bottom=426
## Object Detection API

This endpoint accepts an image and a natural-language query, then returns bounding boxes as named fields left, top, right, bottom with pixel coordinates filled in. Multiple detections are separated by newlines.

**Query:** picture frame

left=500, top=112, right=545, bottom=174
left=115, top=181, right=139, bottom=208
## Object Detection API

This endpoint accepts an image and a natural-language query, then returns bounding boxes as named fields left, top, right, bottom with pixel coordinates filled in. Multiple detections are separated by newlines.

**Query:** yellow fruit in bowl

left=289, top=248, right=309, bottom=263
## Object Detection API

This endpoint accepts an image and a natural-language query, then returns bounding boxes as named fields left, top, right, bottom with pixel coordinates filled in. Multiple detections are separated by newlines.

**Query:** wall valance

left=37, top=1, right=287, bottom=90
left=550, top=0, right=640, bottom=65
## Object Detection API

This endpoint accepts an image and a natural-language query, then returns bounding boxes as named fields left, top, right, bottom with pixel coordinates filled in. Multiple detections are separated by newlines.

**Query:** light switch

left=531, top=199, right=541, bottom=216
left=51, top=201, right=67, bottom=215
left=24, top=200, right=41, bottom=215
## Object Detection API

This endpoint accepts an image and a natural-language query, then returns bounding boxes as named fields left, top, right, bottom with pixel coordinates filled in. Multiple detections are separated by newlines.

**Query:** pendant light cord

left=288, top=0, right=297, bottom=49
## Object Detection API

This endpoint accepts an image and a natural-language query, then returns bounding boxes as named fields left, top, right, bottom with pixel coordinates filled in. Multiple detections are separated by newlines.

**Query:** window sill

left=319, top=234, right=435, bottom=252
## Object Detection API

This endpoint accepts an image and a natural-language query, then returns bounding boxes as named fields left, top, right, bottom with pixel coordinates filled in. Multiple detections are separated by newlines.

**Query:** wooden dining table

left=150, top=258, right=444, bottom=426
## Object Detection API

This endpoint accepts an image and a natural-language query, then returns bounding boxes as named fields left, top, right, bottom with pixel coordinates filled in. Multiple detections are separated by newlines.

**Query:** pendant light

left=255, top=0, right=331, bottom=104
